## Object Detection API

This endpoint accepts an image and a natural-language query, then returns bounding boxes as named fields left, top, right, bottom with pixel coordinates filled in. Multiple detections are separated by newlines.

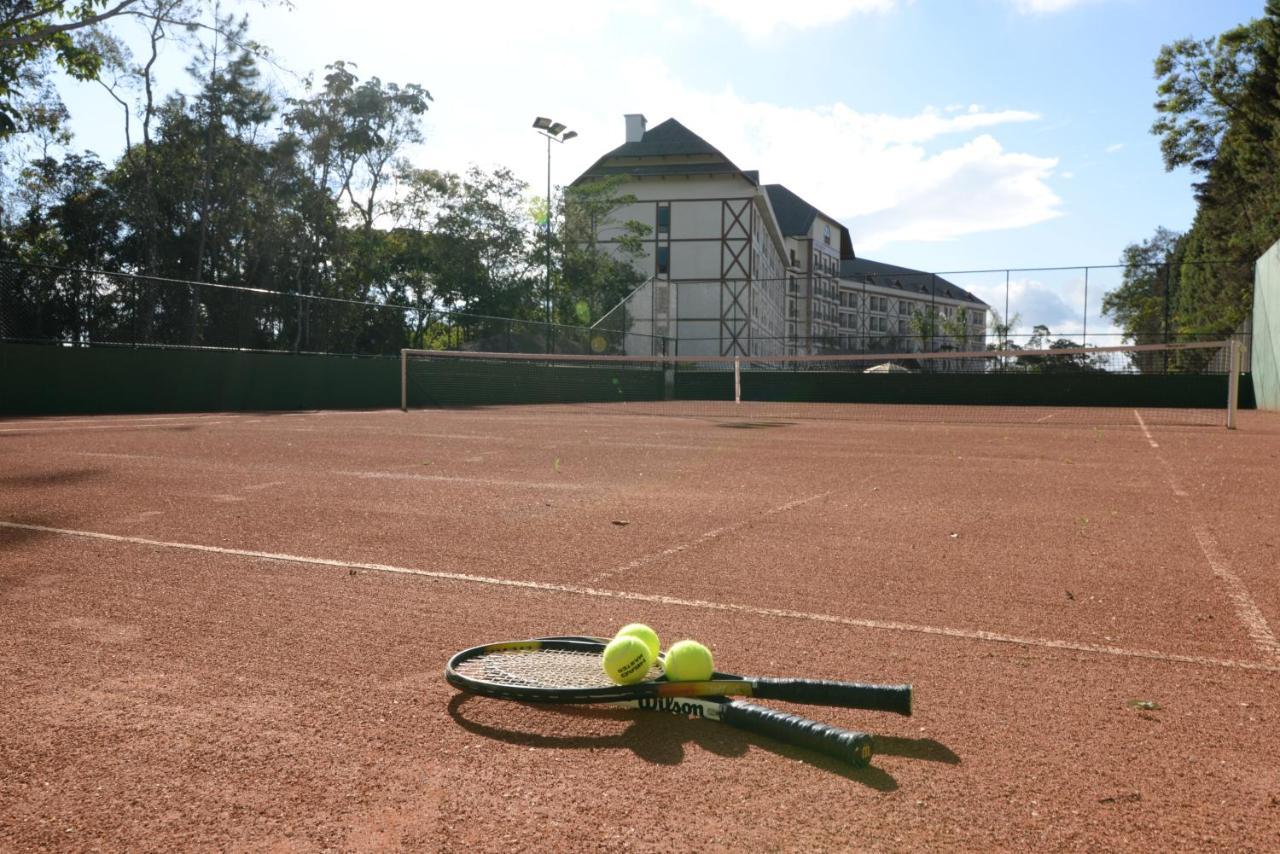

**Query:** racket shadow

left=446, top=694, right=899, bottom=790
left=871, top=735, right=961, bottom=765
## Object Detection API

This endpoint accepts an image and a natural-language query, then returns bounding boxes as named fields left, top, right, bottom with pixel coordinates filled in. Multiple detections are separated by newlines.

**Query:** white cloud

left=1105, top=142, right=1124, bottom=153
left=581, top=63, right=1058, bottom=251
left=960, top=270, right=1127, bottom=344
left=115, top=0, right=1062, bottom=259
left=694, top=0, right=896, bottom=38
left=1009, top=0, right=1103, bottom=13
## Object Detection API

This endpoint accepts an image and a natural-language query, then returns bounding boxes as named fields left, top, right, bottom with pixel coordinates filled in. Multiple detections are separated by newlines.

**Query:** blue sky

left=53, top=0, right=1267, bottom=339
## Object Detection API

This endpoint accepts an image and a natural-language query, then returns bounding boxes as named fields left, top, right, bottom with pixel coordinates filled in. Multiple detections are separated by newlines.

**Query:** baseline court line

left=3, top=520, right=1276, bottom=674
left=334, top=470, right=596, bottom=491
left=591, top=491, right=832, bottom=583
left=0, top=413, right=233, bottom=427
left=0, top=420, right=231, bottom=434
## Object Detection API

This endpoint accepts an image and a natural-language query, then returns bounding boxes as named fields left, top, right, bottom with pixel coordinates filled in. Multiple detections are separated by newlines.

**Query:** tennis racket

left=446, top=636, right=912, bottom=767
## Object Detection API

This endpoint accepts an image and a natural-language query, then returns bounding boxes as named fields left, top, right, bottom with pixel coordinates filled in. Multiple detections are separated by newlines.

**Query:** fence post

left=1227, top=337, right=1240, bottom=429
left=1082, top=266, right=1089, bottom=347
left=401, top=348, right=408, bottom=412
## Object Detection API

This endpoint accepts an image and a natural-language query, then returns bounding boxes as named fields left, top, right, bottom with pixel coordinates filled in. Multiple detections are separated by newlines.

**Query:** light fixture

left=548, top=122, right=567, bottom=136
left=532, top=117, right=552, bottom=130
left=561, top=130, right=578, bottom=141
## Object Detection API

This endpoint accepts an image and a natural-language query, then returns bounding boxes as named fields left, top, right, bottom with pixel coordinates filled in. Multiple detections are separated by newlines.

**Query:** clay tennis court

left=2, top=405, right=1278, bottom=850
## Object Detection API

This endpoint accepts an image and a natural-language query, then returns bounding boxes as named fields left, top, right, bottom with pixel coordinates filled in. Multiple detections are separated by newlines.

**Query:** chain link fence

left=0, top=260, right=661, bottom=357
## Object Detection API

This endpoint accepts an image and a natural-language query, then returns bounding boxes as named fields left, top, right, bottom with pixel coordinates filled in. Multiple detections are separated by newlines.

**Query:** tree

left=557, top=175, right=649, bottom=339
left=285, top=61, right=432, bottom=305
left=1145, top=3, right=1280, bottom=339
left=909, top=306, right=942, bottom=351
left=1103, top=227, right=1182, bottom=354
left=0, top=1, right=139, bottom=136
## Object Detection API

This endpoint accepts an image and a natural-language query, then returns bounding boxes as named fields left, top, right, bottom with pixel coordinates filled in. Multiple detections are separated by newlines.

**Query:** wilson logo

left=638, top=697, right=705, bottom=718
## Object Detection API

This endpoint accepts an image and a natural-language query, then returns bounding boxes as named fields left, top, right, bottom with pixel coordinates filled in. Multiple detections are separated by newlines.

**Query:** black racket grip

left=720, top=701, right=873, bottom=767
left=751, top=679, right=913, bottom=715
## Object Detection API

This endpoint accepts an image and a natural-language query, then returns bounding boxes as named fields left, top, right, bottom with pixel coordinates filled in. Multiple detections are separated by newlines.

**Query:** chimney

left=624, top=113, right=647, bottom=143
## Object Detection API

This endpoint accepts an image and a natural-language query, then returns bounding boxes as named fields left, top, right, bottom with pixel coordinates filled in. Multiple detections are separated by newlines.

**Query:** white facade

left=836, top=279, right=988, bottom=353
left=578, top=115, right=987, bottom=358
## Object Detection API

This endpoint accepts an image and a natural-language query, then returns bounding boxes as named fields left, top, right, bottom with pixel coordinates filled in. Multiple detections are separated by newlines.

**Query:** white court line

left=1143, top=434, right=1278, bottom=661
left=62, top=449, right=599, bottom=494
left=5, top=519, right=1275, bottom=673
left=334, top=470, right=596, bottom=491
left=4, top=519, right=1275, bottom=674
left=0, top=420, right=231, bottom=434
left=1133, top=410, right=1159, bottom=448
left=0, top=413, right=231, bottom=427
left=1034, top=410, right=1064, bottom=423
left=591, top=491, right=832, bottom=583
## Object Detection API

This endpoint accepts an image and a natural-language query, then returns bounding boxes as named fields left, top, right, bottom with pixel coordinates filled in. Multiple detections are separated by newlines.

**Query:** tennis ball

left=602, top=635, right=652, bottom=685
left=663, top=640, right=714, bottom=682
left=615, top=623, right=660, bottom=661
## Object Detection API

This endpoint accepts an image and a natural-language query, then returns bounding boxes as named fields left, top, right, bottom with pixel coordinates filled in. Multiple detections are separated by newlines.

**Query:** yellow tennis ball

left=615, top=623, right=660, bottom=661
left=663, top=640, right=714, bottom=681
left=602, top=635, right=652, bottom=685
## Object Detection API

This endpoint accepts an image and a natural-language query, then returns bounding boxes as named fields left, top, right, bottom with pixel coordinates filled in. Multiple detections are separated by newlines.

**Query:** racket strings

left=457, top=649, right=662, bottom=689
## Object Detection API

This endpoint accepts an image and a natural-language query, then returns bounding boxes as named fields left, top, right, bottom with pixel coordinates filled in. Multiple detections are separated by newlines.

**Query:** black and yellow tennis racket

left=446, top=636, right=912, bottom=767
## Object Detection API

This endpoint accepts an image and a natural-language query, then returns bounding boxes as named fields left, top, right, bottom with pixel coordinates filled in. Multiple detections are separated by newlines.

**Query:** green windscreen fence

left=402, top=340, right=1252, bottom=427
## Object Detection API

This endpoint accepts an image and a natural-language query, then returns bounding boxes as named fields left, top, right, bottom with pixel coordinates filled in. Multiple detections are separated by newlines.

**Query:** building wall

left=836, top=279, right=987, bottom=353
left=592, top=173, right=789, bottom=356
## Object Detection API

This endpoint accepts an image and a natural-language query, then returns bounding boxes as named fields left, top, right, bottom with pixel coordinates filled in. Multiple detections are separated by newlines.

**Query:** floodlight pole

left=532, top=118, right=577, bottom=352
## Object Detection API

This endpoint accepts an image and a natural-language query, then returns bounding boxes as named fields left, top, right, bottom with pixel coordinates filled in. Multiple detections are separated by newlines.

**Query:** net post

left=734, top=357, right=741, bottom=405
left=400, top=349, right=408, bottom=413
left=1226, top=338, right=1240, bottom=430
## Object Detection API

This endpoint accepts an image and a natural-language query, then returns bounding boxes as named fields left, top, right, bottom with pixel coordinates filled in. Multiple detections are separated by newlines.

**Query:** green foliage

left=0, top=1, right=135, bottom=136
left=1137, top=2, right=1280, bottom=340
left=0, top=7, right=642, bottom=355
left=557, top=176, right=649, bottom=333
left=1103, top=227, right=1182, bottom=350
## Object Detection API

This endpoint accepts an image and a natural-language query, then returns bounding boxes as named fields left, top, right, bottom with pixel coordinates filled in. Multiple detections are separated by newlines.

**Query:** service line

left=591, top=491, right=832, bottom=583
left=3, top=520, right=1276, bottom=675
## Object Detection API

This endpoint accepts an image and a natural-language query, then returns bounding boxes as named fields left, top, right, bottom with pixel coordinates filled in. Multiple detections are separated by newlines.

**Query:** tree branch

left=0, top=0, right=140, bottom=50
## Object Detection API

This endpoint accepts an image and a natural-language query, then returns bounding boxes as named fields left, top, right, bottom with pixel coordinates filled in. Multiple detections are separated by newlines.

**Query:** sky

left=53, top=0, right=1269, bottom=341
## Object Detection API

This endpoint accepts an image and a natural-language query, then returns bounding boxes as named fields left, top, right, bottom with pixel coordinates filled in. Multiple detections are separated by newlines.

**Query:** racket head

left=446, top=637, right=671, bottom=702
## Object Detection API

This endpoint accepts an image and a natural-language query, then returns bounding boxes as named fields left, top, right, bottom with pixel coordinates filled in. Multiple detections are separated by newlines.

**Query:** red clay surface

left=2, top=406, right=1279, bottom=851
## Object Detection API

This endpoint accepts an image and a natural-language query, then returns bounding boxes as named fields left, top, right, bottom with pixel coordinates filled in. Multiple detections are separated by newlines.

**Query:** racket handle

left=752, top=679, right=913, bottom=715
left=720, top=701, right=873, bottom=766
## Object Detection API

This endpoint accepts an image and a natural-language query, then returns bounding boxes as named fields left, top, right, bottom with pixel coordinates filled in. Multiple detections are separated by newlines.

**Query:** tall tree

left=1144, top=2, right=1280, bottom=337
left=0, top=0, right=138, bottom=135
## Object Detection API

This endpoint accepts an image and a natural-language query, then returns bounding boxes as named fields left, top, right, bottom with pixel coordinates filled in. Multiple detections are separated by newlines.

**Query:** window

left=789, top=248, right=796, bottom=266
left=656, top=246, right=670, bottom=275
left=656, top=205, right=670, bottom=234
left=789, top=276, right=797, bottom=293
left=898, top=319, right=907, bottom=335
left=823, top=225, right=831, bottom=246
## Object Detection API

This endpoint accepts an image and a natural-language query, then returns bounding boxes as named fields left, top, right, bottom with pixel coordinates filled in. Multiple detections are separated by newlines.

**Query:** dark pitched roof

left=572, top=118, right=756, bottom=185
left=840, top=258, right=988, bottom=307
left=764, top=184, right=855, bottom=260
left=604, top=117, right=721, bottom=158
left=764, top=184, right=816, bottom=236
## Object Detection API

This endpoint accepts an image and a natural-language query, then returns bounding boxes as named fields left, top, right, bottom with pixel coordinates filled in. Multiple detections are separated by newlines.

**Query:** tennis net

left=400, top=340, right=1246, bottom=427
